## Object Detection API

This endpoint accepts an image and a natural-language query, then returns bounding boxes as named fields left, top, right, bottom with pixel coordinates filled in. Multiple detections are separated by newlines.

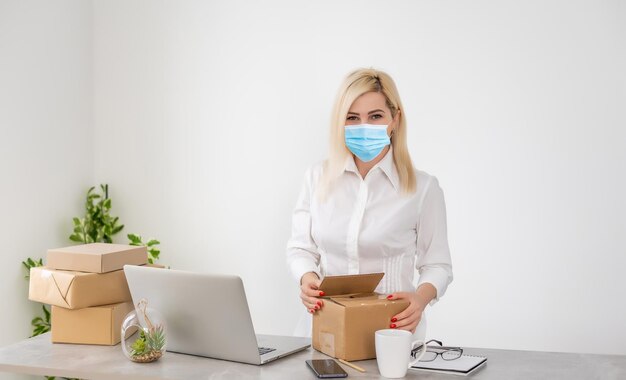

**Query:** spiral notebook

left=410, top=354, right=487, bottom=376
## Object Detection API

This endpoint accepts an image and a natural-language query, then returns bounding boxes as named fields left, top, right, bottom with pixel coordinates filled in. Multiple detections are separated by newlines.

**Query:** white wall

left=2, top=1, right=624, bottom=371
left=0, top=0, right=94, bottom=378
left=92, top=0, right=626, bottom=355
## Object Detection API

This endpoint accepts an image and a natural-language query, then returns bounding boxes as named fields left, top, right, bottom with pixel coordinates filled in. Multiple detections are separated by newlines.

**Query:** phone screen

left=306, top=359, right=348, bottom=378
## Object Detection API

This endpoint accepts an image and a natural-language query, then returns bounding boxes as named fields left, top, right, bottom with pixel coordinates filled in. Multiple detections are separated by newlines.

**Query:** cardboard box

left=51, top=301, right=134, bottom=345
left=28, top=266, right=132, bottom=309
left=47, top=243, right=147, bottom=273
left=312, top=273, right=410, bottom=361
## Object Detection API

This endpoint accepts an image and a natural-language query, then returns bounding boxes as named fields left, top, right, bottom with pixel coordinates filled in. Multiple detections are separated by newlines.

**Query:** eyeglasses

left=411, top=339, right=463, bottom=362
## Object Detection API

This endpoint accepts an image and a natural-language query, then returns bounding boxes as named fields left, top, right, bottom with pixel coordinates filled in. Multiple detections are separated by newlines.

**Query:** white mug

left=375, top=329, right=426, bottom=378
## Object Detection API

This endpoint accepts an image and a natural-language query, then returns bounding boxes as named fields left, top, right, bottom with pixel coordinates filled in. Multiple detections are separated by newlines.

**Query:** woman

left=286, top=68, right=453, bottom=338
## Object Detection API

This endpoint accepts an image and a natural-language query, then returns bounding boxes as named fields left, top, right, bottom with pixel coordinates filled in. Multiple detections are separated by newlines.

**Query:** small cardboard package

left=312, top=273, right=410, bottom=361
left=47, top=243, right=147, bottom=273
left=51, top=301, right=134, bottom=345
left=28, top=266, right=132, bottom=309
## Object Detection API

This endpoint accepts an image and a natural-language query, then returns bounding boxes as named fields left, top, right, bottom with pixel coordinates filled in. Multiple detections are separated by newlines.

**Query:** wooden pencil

left=338, top=358, right=366, bottom=372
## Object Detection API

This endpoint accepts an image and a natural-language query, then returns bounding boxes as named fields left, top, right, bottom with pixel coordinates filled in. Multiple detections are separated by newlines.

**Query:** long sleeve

left=286, top=167, right=321, bottom=283
left=415, top=176, right=454, bottom=305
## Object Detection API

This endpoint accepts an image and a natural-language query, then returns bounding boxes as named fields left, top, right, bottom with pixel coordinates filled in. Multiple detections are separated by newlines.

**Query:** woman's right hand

left=300, top=272, right=324, bottom=314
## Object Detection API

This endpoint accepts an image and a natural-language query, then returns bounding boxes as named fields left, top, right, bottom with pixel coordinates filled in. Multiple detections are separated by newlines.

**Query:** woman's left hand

left=386, top=292, right=428, bottom=333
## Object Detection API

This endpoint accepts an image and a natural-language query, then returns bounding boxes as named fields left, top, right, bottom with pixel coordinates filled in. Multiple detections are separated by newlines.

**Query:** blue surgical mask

left=344, top=124, right=391, bottom=162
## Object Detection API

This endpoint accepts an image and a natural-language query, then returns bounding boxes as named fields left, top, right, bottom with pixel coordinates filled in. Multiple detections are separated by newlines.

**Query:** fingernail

left=310, top=309, right=314, bottom=313
left=387, top=295, right=393, bottom=299
left=319, top=291, right=325, bottom=296
left=317, top=301, right=322, bottom=307
left=315, top=305, right=319, bottom=310
left=390, top=323, right=397, bottom=328
left=391, top=317, right=397, bottom=322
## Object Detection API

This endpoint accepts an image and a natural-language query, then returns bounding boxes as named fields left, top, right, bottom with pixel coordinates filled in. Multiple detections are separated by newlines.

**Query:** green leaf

left=127, top=234, right=141, bottom=243
left=69, top=234, right=84, bottom=243
left=22, top=260, right=32, bottom=270
left=146, top=239, right=160, bottom=247
left=112, top=224, right=124, bottom=234
left=22, top=258, right=44, bottom=279
left=72, top=217, right=81, bottom=226
left=30, top=304, right=51, bottom=337
left=149, top=249, right=160, bottom=259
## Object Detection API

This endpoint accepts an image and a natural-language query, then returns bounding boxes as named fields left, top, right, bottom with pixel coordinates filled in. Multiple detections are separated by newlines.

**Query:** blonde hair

left=319, top=68, right=416, bottom=198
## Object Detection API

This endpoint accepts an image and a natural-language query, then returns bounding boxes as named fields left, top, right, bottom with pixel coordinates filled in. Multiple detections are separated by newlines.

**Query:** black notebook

left=410, top=354, right=487, bottom=376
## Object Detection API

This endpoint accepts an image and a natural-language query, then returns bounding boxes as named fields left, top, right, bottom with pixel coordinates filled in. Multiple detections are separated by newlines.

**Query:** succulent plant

left=128, top=300, right=166, bottom=363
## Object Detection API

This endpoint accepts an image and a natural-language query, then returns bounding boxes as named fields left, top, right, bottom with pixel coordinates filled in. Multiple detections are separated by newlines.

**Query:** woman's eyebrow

left=347, top=109, right=385, bottom=115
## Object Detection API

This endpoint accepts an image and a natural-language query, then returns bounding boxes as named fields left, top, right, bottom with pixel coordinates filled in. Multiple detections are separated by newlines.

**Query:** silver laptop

left=123, top=265, right=310, bottom=365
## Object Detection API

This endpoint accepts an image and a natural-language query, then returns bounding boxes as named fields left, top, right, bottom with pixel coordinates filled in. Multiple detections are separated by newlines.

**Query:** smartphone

left=305, top=359, right=348, bottom=378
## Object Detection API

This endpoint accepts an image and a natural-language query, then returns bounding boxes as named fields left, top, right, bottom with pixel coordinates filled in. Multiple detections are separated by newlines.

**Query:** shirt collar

left=344, top=146, right=400, bottom=191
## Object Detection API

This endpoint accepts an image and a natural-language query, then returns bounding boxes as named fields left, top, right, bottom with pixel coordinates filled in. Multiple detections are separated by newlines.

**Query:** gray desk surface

left=1, top=333, right=625, bottom=379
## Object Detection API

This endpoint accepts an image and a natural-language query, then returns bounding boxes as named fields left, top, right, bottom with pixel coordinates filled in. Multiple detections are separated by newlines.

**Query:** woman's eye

left=346, top=116, right=358, bottom=121
left=371, top=114, right=383, bottom=120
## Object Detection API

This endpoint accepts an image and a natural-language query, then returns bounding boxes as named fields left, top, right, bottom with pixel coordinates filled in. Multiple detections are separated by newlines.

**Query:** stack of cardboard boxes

left=28, top=243, right=148, bottom=345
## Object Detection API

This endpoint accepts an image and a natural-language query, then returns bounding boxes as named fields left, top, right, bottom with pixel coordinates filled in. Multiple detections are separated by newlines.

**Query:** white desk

left=1, top=333, right=625, bottom=379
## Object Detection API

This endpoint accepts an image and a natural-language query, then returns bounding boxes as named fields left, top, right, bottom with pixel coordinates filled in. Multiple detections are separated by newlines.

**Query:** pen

left=338, top=358, right=366, bottom=372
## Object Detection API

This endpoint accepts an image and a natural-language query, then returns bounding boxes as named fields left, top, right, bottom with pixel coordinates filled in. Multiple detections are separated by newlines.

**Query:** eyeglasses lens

left=442, top=350, right=462, bottom=360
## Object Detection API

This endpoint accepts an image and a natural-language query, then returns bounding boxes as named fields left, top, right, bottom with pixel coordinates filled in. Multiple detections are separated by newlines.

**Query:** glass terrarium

left=121, top=299, right=167, bottom=363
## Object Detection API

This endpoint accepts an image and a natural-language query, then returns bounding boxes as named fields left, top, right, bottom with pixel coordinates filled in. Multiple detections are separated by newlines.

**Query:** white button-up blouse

left=286, top=148, right=453, bottom=303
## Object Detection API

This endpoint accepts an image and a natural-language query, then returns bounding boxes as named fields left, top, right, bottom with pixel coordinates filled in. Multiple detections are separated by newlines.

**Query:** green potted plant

left=22, top=184, right=163, bottom=380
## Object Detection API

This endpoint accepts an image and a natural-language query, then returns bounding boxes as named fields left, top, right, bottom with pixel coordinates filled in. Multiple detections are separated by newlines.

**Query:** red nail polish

left=317, top=301, right=322, bottom=307
left=387, top=295, right=393, bottom=299
left=315, top=305, right=319, bottom=310
left=391, top=317, right=397, bottom=322
left=319, top=291, right=325, bottom=297
left=390, top=323, right=397, bottom=328
left=310, top=309, right=315, bottom=313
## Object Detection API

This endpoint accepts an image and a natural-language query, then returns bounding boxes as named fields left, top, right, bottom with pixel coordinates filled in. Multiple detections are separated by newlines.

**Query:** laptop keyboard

left=258, top=346, right=276, bottom=355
